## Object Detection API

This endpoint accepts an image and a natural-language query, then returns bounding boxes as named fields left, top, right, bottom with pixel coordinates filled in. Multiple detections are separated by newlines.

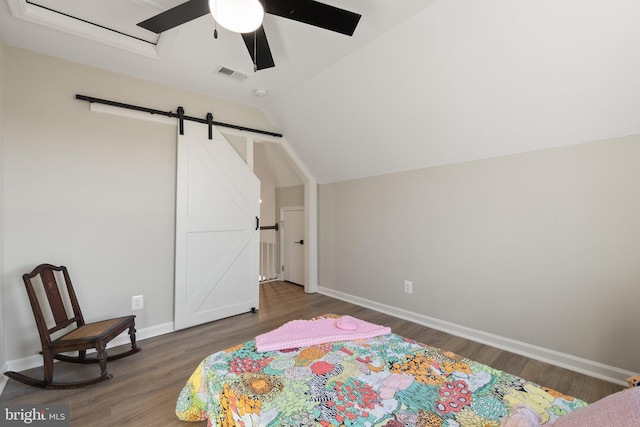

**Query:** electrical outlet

left=404, top=280, right=413, bottom=294
left=131, top=295, right=144, bottom=310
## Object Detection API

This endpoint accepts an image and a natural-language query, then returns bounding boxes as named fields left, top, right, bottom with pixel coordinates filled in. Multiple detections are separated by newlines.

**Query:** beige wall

left=319, top=136, right=640, bottom=376
left=2, top=46, right=276, bottom=362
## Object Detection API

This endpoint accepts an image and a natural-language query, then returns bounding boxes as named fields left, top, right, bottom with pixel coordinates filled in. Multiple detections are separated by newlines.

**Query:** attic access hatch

left=7, top=0, right=176, bottom=59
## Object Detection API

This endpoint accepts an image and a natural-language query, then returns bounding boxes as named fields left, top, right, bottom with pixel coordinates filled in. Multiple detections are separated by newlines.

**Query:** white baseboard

left=318, top=287, right=633, bottom=387
left=3, top=321, right=174, bottom=376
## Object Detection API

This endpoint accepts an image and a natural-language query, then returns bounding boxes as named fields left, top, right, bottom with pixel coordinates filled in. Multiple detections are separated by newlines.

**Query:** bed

left=176, top=314, right=587, bottom=426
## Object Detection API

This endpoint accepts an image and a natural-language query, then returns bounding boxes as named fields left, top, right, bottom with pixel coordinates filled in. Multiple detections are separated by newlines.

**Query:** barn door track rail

left=75, top=94, right=283, bottom=139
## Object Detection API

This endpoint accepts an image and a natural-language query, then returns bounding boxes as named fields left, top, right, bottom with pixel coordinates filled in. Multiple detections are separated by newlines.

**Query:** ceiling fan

left=137, top=0, right=362, bottom=71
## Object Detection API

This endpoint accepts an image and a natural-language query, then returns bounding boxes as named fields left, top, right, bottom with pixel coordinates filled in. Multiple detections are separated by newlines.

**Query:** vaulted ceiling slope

left=263, top=0, right=640, bottom=183
left=2, top=1, right=640, bottom=183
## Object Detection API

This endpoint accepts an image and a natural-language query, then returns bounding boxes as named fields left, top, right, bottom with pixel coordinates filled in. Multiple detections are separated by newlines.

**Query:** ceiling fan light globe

left=210, top=0, right=264, bottom=34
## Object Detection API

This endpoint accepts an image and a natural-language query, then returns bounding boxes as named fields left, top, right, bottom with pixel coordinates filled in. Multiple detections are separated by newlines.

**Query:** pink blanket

left=255, top=315, right=391, bottom=352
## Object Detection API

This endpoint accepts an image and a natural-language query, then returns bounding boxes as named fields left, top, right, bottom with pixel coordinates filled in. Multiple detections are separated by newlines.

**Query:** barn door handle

left=256, top=217, right=259, bottom=230
left=295, top=240, right=304, bottom=245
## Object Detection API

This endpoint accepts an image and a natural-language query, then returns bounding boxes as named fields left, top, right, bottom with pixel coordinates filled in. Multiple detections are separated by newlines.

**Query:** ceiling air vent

left=216, top=66, right=249, bottom=82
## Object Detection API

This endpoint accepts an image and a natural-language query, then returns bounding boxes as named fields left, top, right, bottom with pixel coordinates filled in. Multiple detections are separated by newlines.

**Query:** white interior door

left=282, top=207, right=305, bottom=285
left=175, top=121, right=260, bottom=330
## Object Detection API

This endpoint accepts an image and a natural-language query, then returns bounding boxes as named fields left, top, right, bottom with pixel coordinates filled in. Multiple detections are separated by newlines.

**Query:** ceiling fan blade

left=241, top=27, right=275, bottom=71
left=261, top=0, right=361, bottom=36
left=138, top=0, right=211, bottom=33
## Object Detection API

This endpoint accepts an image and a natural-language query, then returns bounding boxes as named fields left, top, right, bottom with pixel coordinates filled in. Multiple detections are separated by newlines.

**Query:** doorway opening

left=253, top=142, right=307, bottom=288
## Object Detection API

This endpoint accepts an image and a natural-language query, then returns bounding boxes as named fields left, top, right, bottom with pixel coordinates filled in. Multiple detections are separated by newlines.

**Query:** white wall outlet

left=404, top=280, right=413, bottom=294
left=131, top=295, right=144, bottom=310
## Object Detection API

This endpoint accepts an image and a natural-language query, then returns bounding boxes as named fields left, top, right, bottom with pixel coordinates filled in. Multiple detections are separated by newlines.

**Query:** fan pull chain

left=253, top=31, right=258, bottom=72
left=213, top=0, right=218, bottom=39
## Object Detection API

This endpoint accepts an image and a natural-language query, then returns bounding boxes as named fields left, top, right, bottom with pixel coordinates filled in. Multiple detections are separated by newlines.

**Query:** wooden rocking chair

left=4, top=263, right=141, bottom=389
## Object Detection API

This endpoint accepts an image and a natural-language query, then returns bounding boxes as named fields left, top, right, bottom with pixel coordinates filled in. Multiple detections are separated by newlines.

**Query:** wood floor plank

left=0, top=281, right=623, bottom=426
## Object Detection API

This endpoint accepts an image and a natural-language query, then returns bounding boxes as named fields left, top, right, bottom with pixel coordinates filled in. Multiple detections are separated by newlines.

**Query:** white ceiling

left=2, top=0, right=640, bottom=183
left=0, top=0, right=431, bottom=107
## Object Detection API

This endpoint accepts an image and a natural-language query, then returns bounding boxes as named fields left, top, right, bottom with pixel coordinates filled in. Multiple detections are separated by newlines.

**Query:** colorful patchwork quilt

left=176, top=317, right=585, bottom=426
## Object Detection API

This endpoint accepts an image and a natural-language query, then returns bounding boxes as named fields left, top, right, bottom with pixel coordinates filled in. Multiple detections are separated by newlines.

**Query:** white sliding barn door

left=175, top=121, right=260, bottom=330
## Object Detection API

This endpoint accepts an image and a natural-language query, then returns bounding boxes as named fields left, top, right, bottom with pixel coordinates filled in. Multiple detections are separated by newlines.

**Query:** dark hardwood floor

left=1, top=281, right=623, bottom=426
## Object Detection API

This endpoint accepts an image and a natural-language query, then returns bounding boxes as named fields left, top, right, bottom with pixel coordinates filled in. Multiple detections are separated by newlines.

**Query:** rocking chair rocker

left=4, top=264, right=141, bottom=389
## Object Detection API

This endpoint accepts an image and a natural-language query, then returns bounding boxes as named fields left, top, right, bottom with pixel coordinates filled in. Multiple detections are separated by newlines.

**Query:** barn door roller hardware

left=75, top=94, right=283, bottom=139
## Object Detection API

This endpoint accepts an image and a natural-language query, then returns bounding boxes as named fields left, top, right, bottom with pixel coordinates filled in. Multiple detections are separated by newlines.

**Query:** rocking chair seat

left=48, top=316, right=140, bottom=367
left=58, top=317, right=133, bottom=343
left=3, top=264, right=141, bottom=389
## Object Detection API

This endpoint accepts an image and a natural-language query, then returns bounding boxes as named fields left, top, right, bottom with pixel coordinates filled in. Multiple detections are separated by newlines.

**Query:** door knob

left=295, top=240, right=304, bottom=245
